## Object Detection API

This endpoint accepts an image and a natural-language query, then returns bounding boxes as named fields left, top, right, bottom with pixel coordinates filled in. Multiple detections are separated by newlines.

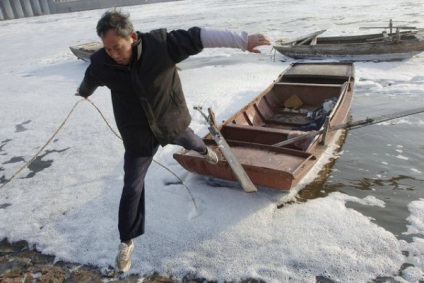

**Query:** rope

left=0, top=99, right=198, bottom=212
left=0, top=99, right=84, bottom=190
left=85, top=99, right=121, bottom=140
left=87, top=98, right=197, bottom=210
left=85, top=99, right=198, bottom=210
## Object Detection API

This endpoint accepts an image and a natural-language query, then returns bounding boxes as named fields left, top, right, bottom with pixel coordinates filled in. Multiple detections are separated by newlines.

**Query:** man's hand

left=75, top=87, right=81, bottom=97
left=75, top=87, right=88, bottom=98
left=247, top=34, right=271, bottom=53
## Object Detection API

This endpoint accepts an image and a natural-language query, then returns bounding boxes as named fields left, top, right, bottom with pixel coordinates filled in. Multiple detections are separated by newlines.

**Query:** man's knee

left=172, top=127, right=206, bottom=152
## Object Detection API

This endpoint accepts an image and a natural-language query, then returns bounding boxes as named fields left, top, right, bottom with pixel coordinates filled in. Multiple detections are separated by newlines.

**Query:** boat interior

left=210, top=64, right=353, bottom=152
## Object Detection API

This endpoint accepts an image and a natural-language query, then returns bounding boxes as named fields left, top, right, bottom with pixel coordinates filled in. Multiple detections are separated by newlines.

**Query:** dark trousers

left=118, top=127, right=206, bottom=242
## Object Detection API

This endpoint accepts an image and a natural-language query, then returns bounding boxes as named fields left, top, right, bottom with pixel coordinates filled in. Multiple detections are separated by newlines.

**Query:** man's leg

left=116, top=152, right=153, bottom=272
left=172, top=127, right=218, bottom=164
left=119, top=152, right=153, bottom=241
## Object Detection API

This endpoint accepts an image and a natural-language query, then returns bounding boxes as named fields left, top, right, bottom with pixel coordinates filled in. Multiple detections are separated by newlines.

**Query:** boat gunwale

left=274, top=40, right=424, bottom=50
left=274, top=30, right=422, bottom=47
left=185, top=139, right=316, bottom=179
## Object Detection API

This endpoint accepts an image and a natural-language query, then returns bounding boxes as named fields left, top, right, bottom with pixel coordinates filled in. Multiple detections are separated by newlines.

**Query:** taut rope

left=0, top=99, right=84, bottom=190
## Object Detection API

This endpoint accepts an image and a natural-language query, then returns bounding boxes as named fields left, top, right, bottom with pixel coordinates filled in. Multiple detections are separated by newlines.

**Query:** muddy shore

left=0, top=238, right=269, bottom=283
left=0, top=238, right=195, bottom=283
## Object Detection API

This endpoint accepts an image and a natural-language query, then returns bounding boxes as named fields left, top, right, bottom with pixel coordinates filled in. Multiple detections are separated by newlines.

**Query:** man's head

left=96, top=10, right=137, bottom=65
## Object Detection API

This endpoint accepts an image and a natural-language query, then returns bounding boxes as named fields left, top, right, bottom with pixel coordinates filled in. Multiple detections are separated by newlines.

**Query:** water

left=328, top=123, right=424, bottom=238
left=292, top=70, right=424, bottom=240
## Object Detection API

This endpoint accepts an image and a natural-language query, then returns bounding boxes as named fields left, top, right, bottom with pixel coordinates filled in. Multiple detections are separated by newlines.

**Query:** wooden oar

left=194, top=106, right=257, bottom=193
left=273, top=106, right=424, bottom=148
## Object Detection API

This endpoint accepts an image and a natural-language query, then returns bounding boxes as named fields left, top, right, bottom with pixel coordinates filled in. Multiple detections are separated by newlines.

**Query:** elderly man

left=76, top=9, right=271, bottom=273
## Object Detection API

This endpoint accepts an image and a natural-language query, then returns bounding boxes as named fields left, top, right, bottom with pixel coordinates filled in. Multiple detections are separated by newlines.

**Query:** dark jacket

left=79, top=27, right=204, bottom=156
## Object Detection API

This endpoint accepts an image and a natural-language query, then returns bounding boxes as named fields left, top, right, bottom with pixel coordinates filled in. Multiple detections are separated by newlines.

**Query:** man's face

left=101, top=30, right=137, bottom=65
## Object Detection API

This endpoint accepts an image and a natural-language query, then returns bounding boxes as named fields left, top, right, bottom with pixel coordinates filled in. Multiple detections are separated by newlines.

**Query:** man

left=76, top=9, right=271, bottom=273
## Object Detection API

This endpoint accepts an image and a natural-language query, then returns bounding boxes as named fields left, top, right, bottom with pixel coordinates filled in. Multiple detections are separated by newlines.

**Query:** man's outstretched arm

left=200, top=28, right=271, bottom=53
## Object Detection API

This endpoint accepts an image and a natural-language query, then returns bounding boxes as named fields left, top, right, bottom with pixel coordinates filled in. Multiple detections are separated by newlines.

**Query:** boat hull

left=274, top=31, right=424, bottom=61
left=173, top=62, right=355, bottom=191
left=69, top=42, right=102, bottom=62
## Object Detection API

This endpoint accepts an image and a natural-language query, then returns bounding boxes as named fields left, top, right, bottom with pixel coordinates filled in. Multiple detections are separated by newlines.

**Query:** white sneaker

left=204, top=147, right=218, bottom=164
left=115, top=240, right=134, bottom=273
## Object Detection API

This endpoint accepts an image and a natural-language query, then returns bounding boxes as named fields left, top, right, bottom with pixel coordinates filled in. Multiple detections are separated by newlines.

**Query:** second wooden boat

left=273, top=27, right=424, bottom=61
left=69, top=42, right=101, bottom=62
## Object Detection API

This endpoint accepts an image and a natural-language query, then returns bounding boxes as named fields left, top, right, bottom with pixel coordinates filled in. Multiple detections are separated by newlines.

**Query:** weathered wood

left=296, top=30, right=325, bottom=45
left=69, top=42, right=102, bottom=62
left=195, top=107, right=257, bottom=193
left=277, top=30, right=326, bottom=46
left=208, top=107, right=218, bottom=128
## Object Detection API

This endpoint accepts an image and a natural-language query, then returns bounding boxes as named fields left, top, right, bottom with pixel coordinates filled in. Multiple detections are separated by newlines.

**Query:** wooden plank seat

left=220, top=123, right=293, bottom=146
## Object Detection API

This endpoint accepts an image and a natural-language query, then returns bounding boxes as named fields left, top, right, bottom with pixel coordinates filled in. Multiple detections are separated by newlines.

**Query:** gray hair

left=96, top=9, right=134, bottom=38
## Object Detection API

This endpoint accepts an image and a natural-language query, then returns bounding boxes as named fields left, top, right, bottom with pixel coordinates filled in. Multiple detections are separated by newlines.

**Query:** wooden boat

left=173, top=62, right=355, bottom=191
left=69, top=42, right=101, bottom=62
left=273, top=28, right=424, bottom=61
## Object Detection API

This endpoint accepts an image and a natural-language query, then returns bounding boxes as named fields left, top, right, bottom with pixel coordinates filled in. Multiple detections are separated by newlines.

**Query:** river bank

left=0, top=238, right=177, bottom=283
left=1, top=238, right=269, bottom=283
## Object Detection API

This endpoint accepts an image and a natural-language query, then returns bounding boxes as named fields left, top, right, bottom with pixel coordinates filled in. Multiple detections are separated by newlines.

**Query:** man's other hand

left=247, top=34, right=271, bottom=53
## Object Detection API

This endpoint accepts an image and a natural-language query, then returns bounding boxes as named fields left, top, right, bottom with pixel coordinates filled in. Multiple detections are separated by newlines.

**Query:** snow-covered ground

left=1, top=0, right=424, bottom=282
